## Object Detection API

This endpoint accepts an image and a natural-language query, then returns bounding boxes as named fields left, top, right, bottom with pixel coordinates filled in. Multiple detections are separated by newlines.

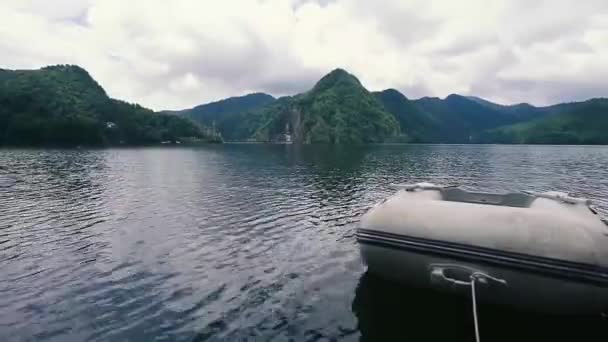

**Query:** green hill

left=0, top=65, right=215, bottom=146
left=253, top=69, right=400, bottom=143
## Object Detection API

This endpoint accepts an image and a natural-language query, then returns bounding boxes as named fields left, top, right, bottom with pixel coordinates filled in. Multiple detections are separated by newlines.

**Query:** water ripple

left=1, top=146, right=607, bottom=341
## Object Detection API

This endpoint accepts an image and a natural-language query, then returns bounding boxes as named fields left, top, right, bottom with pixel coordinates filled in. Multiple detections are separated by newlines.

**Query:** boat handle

left=430, top=264, right=507, bottom=287
left=430, top=265, right=507, bottom=342
left=430, top=265, right=471, bottom=286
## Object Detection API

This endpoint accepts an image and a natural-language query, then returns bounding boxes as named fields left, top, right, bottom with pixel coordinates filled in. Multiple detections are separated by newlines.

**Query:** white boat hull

left=358, top=184, right=608, bottom=314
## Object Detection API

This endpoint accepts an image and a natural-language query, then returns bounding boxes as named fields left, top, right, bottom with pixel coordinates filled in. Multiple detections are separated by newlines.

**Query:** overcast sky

left=1, top=0, right=607, bottom=110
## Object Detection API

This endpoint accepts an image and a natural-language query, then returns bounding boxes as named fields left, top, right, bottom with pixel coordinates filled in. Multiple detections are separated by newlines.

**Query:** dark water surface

left=1, top=144, right=608, bottom=341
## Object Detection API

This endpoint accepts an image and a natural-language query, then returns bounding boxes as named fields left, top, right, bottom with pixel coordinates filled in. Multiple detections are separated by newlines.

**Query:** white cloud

left=0, top=0, right=607, bottom=109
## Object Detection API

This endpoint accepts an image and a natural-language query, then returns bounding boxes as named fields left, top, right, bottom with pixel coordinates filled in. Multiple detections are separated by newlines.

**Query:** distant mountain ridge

left=408, top=93, right=549, bottom=143
left=168, top=93, right=275, bottom=140
left=372, top=89, right=437, bottom=143
left=168, top=92, right=275, bottom=119
left=3, top=64, right=603, bottom=146
left=479, top=98, right=608, bottom=144
left=174, top=69, right=607, bottom=144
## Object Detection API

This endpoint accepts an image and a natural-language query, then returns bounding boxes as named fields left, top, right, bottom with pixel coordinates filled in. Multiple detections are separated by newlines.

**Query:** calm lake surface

left=1, top=144, right=608, bottom=341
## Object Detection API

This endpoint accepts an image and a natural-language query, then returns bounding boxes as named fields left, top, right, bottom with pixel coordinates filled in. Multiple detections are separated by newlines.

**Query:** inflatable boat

left=358, top=183, right=608, bottom=314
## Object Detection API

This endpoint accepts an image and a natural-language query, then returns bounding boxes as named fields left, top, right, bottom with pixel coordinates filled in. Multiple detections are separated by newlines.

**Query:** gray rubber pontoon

left=358, top=182, right=608, bottom=313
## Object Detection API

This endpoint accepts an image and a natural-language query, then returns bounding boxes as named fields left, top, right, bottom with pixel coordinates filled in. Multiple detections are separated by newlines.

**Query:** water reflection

left=353, top=271, right=608, bottom=342
left=353, top=271, right=473, bottom=341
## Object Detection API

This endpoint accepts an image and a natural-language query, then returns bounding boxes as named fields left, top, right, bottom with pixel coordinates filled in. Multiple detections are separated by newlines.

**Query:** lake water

left=1, top=144, right=608, bottom=341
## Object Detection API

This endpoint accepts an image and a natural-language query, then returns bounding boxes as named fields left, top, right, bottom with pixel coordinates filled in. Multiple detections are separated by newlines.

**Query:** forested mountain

left=174, top=68, right=607, bottom=144
left=174, top=69, right=401, bottom=143
left=253, top=69, right=400, bottom=143
left=0, top=65, right=215, bottom=146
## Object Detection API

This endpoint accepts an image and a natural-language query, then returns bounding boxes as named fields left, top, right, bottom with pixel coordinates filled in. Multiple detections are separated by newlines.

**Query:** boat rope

left=470, top=277, right=481, bottom=342
left=468, top=272, right=507, bottom=342
left=429, top=264, right=507, bottom=342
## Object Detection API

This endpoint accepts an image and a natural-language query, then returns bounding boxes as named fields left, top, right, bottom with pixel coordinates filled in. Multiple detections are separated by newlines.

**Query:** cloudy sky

left=1, top=0, right=607, bottom=110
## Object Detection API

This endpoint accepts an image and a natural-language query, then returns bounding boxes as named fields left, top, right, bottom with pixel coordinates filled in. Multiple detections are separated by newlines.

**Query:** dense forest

left=176, top=68, right=607, bottom=145
left=0, top=65, right=217, bottom=146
